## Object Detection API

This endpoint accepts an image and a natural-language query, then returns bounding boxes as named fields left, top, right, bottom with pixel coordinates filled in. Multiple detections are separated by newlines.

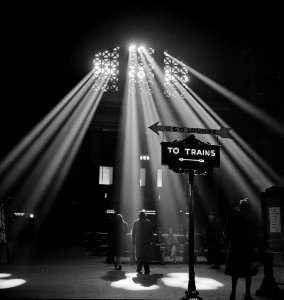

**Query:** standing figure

left=224, top=198, right=258, bottom=300
left=204, top=211, right=223, bottom=269
left=157, top=226, right=166, bottom=265
left=110, top=213, right=128, bottom=270
left=165, top=227, right=179, bottom=263
left=183, top=230, right=189, bottom=264
left=132, top=210, right=153, bottom=274
left=106, top=213, right=117, bottom=263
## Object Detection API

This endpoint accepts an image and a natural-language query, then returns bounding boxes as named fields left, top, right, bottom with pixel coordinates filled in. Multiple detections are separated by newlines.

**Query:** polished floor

left=0, top=242, right=283, bottom=299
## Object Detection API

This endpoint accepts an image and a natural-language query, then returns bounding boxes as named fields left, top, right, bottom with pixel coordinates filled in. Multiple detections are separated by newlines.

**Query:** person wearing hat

left=223, top=198, right=258, bottom=300
left=132, top=210, right=153, bottom=274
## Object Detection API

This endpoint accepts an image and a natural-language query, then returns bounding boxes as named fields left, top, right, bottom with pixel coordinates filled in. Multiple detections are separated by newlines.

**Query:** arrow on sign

left=148, top=121, right=232, bottom=139
left=179, top=158, right=205, bottom=163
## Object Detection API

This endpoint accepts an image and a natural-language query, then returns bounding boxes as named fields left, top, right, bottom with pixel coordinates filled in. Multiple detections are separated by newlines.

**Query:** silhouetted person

left=106, top=213, right=117, bottom=263
left=109, top=213, right=128, bottom=270
left=132, top=210, right=153, bottom=274
left=204, top=211, right=223, bottom=269
left=165, top=227, right=178, bottom=263
left=157, top=226, right=166, bottom=264
left=224, top=198, right=258, bottom=300
left=183, top=230, right=189, bottom=264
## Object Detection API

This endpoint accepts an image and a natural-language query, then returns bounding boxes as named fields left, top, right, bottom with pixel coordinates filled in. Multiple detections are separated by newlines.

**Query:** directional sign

left=161, top=141, right=221, bottom=170
left=149, top=121, right=231, bottom=138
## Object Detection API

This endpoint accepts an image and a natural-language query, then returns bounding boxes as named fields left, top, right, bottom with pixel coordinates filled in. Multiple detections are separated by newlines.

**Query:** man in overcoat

left=132, top=210, right=153, bottom=274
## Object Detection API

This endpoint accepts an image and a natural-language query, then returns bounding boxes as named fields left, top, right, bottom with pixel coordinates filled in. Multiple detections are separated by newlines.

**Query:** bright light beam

left=0, top=72, right=108, bottom=236
left=139, top=48, right=194, bottom=229
left=167, top=63, right=282, bottom=214
left=174, top=73, right=283, bottom=187
left=0, top=70, right=94, bottom=198
left=176, top=78, right=283, bottom=186
left=166, top=52, right=284, bottom=138
left=116, top=47, right=143, bottom=225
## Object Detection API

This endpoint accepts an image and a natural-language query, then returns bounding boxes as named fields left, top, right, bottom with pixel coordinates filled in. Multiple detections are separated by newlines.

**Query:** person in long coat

left=132, top=210, right=153, bottom=274
left=204, top=211, right=224, bottom=269
left=224, top=198, right=258, bottom=300
left=110, top=213, right=128, bottom=270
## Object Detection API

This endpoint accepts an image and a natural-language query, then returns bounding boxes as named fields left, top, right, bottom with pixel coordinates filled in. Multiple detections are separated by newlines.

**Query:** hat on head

left=239, top=197, right=250, bottom=211
left=138, top=210, right=146, bottom=218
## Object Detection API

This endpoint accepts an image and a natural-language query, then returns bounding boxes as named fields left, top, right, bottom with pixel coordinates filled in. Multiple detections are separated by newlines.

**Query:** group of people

left=107, top=198, right=260, bottom=300
left=107, top=211, right=184, bottom=271
left=107, top=210, right=153, bottom=273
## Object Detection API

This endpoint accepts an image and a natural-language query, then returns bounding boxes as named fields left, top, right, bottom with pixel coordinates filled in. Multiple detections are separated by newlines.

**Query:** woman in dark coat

left=110, top=214, right=128, bottom=270
left=224, top=198, right=258, bottom=300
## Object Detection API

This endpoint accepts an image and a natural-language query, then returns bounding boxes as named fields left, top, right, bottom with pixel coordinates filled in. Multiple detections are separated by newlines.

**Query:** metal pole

left=183, top=170, right=202, bottom=300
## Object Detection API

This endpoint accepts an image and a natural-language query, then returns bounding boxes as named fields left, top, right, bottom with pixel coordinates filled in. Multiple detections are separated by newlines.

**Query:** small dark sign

left=262, top=186, right=284, bottom=251
left=161, top=141, right=221, bottom=171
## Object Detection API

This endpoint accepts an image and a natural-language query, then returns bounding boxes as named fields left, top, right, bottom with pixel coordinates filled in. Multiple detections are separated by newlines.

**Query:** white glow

left=140, top=168, right=146, bottom=186
left=0, top=278, right=26, bottom=289
left=129, top=45, right=136, bottom=51
left=161, top=273, right=224, bottom=290
left=30, top=213, right=34, bottom=218
left=14, top=213, right=25, bottom=216
left=109, top=272, right=223, bottom=291
left=111, top=272, right=160, bottom=290
left=0, top=274, right=11, bottom=279
left=183, top=75, right=189, bottom=82
left=140, top=155, right=150, bottom=160
left=157, top=168, right=162, bottom=187
left=99, top=166, right=113, bottom=185
left=93, top=48, right=119, bottom=91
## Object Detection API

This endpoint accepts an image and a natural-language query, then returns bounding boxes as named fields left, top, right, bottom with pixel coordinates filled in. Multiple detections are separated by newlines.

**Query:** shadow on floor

left=100, top=270, right=127, bottom=282
left=132, top=273, right=164, bottom=287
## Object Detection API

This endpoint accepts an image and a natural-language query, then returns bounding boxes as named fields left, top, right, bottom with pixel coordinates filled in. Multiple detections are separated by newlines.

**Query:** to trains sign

left=161, top=142, right=221, bottom=170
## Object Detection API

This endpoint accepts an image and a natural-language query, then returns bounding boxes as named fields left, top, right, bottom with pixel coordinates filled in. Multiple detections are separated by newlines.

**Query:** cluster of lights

left=179, top=210, right=189, bottom=215
left=138, top=209, right=156, bottom=215
left=92, top=47, right=120, bottom=92
left=164, top=52, right=189, bottom=99
left=140, top=155, right=150, bottom=160
left=105, top=209, right=116, bottom=214
left=14, top=212, right=34, bottom=218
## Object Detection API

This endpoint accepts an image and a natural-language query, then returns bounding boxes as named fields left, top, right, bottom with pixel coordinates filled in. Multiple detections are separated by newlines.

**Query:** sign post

left=159, top=133, right=221, bottom=300
left=186, top=168, right=199, bottom=299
